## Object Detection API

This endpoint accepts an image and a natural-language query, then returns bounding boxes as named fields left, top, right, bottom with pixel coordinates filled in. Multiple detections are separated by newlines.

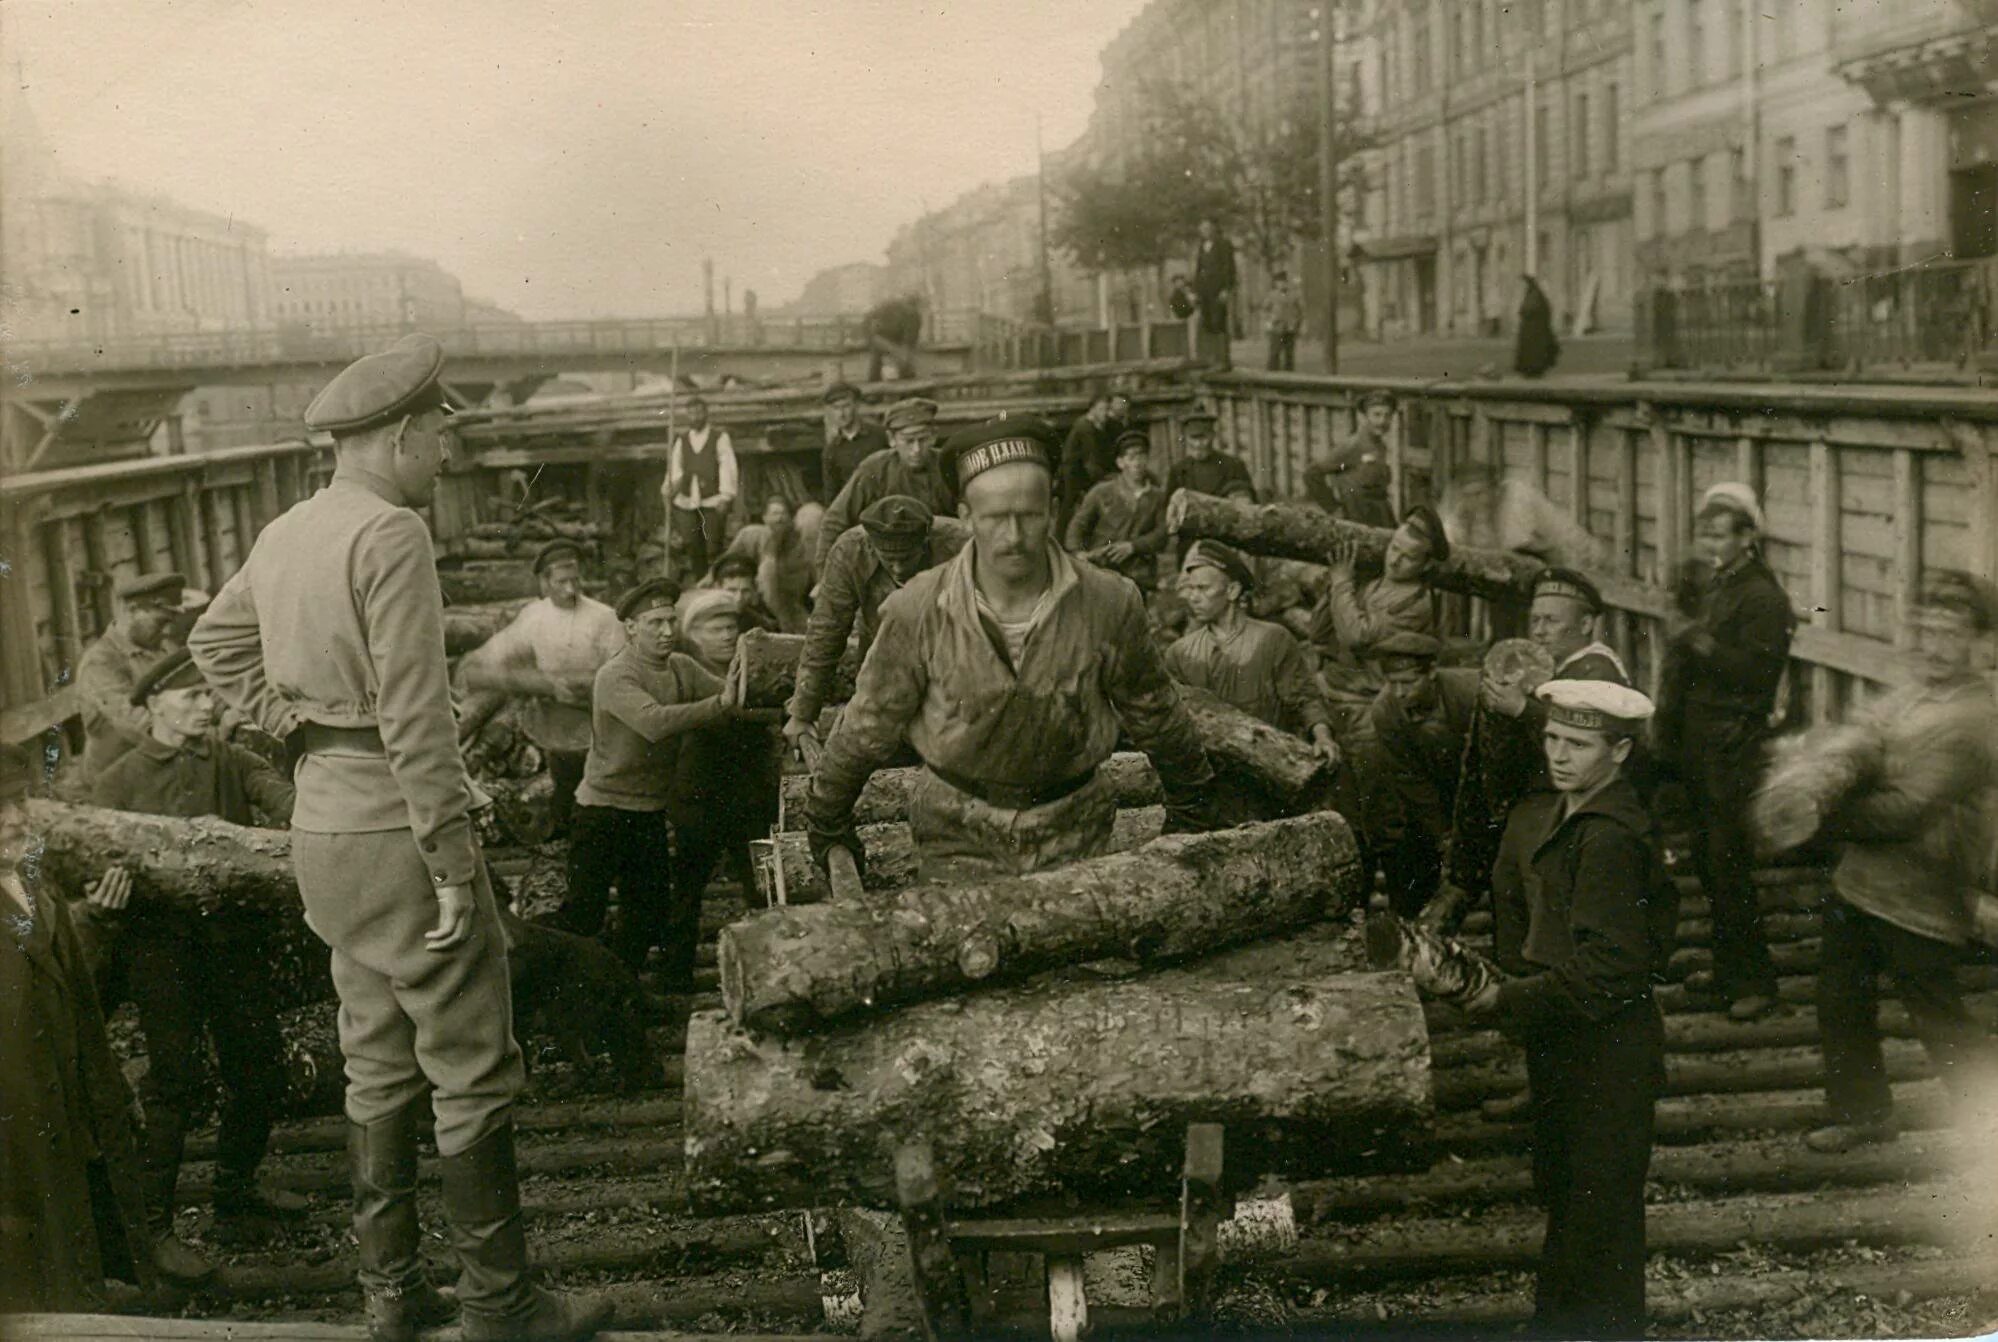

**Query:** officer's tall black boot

left=140, top=1104, right=213, bottom=1286
left=351, top=1099, right=457, bottom=1342
left=438, top=1121, right=612, bottom=1341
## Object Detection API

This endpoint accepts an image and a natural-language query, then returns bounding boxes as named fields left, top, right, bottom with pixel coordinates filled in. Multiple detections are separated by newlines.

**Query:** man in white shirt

left=459, top=540, right=626, bottom=838
left=662, top=395, right=738, bottom=582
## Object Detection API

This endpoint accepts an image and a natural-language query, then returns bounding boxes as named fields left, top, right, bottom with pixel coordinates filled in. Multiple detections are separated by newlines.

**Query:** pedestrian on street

left=1304, top=389, right=1398, bottom=527
left=72, top=570, right=185, bottom=780
left=0, top=742, right=158, bottom=1313
left=189, top=334, right=610, bottom=1342
left=1805, top=570, right=1998, bottom=1154
left=1192, top=217, right=1238, bottom=369
left=84, top=648, right=302, bottom=1281
left=663, top=395, right=738, bottom=584
left=804, top=416, right=1223, bottom=886
left=457, top=540, right=626, bottom=841
left=1264, top=268, right=1303, bottom=372
left=814, top=396, right=953, bottom=573
left=820, top=380, right=888, bottom=504
left=1066, top=430, right=1169, bottom=593
left=714, top=495, right=812, bottom=633
left=1513, top=274, right=1561, bottom=378
left=1674, top=484, right=1796, bottom=1023
left=783, top=496, right=968, bottom=762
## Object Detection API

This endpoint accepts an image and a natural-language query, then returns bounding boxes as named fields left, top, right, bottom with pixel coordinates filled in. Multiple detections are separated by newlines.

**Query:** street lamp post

left=1319, top=2, right=1341, bottom=374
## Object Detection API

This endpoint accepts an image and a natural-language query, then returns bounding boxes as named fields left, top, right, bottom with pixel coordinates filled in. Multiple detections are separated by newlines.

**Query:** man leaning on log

left=805, top=415, right=1227, bottom=886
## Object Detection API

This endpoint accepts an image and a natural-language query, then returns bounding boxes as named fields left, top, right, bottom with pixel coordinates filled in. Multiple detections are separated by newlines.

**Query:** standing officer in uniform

left=189, top=335, right=609, bottom=1342
left=806, top=417, right=1222, bottom=885
left=782, top=496, right=968, bottom=761
left=814, top=396, right=953, bottom=571
left=73, top=571, right=184, bottom=776
left=1303, top=390, right=1397, bottom=527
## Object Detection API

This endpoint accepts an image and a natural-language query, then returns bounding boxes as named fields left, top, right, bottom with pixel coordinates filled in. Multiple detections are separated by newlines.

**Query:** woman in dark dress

left=1514, top=275, right=1562, bottom=378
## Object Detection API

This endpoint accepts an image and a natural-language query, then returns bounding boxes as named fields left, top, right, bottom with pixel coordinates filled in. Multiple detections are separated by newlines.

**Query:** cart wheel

left=895, top=1140, right=969, bottom=1341
left=1177, top=1123, right=1225, bottom=1315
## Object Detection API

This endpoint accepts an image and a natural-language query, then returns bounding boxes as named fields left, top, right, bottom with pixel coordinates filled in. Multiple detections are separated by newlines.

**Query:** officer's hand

left=426, top=883, right=478, bottom=953
left=88, top=865, right=133, bottom=912
left=1481, top=675, right=1528, bottom=718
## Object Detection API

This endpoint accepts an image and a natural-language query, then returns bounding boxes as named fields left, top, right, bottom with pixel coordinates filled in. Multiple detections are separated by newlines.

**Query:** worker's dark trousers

left=100, top=915, right=285, bottom=1226
left=663, top=820, right=755, bottom=991
left=561, top=805, right=675, bottom=974
left=544, top=750, right=588, bottom=839
left=1523, top=998, right=1662, bottom=1340
left=1680, top=707, right=1777, bottom=1000
left=1817, top=899, right=1998, bottom=1124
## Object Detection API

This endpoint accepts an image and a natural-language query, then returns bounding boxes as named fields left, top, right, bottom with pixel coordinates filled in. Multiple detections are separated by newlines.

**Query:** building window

left=1475, top=126, right=1488, bottom=201
left=1572, top=91, right=1590, bottom=179
left=1825, top=124, right=1849, bottom=209
left=1603, top=83, right=1619, bottom=172
left=1534, top=97, right=1550, bottom=192
left=1686, top=0, right=1705, bottom=89
left=1648, top=10, right=1667, bottom=100
left=1730, top=145, right=1750, bottom=221
left=1689, top=156, right=1709, bottom=231
left=1775, top=135, right=1797, bottom=216
left=1412, top=4, right=1433, bottom=91
left=1723, top=0, right=1743, bottom=77
left=1416, top=142, right=1437, bottom=218
left=1651, top=168, right=1669, bottom=237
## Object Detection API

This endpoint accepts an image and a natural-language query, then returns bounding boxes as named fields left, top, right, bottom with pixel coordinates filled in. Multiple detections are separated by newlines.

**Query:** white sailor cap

left=1535, top=678, right=1655, bottom=732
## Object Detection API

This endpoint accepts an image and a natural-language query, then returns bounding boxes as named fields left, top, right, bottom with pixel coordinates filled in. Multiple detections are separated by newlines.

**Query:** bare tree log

left=735, top=629, right=806, bottom=709
left=1177, top=683, right=1333, bottom=811
left=776, top=752, right=1163, bottom=831
left=720, top=812, right=1365, bottom=1033
left=438, top=562, right=542, bottom=605
left=685, top=928, right=1428, bottom=1214
left=1167, top=490, right=1544, bottom=603
left=444, top=600, right=529, bottom=655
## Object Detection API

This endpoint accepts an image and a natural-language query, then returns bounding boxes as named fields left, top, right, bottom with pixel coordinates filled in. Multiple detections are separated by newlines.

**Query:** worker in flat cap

left=806, top=415, right=1222, bottom=884
left=1303, top=390, right=1398, bottom=528
left=1481, top=677, right=1672, bottom=1340
left=819, top=380, right=887, bottom=504
left=189, top=334, right=612, bottom=1341
left=564, top=578, right=744, bottom=991
left=83, top=648, right=299, bottom=1278
left=72, top=569, right=187, bottom=780
left=1168, top=540, right=1340, bottom=771
left=1066, top=429, right=1168, bottom=592
left=1162, top=411, right=1256, bottom=551
left=712, top=494, right=812, bottom=632
left=813, top=395, right=953, bottom=573
left=1057, top=388, right=1134, bottom=529
left=0, top=741, right=161, bottom=1312
left=662, top=395, right=739, bottom=584
left=459, top=539, right=625, bottom=843
left=784, top=494, right=969, bottom=761
left=710, top=553, right=782, bottom=634
left=1669, top=482, right=1796, bottom=1022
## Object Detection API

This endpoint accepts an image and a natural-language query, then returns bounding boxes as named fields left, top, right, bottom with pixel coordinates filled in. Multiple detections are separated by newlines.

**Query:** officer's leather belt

left=289, top=722, right=386, bottom=756
left=924, top=761, right=1097, bottom=811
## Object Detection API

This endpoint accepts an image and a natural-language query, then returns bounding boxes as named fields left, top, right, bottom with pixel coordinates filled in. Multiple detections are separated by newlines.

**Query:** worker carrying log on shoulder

left=1306, top=505, right=1447, bottom=732
left=782, top=495, right=968, bottom=761
left=805, top=416, right=1225, bottom=885
left=1166, top=539, right=1340, bottom=771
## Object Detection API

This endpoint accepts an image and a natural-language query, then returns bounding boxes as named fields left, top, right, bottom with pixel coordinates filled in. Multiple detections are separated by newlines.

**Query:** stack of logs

left=438, top=500, right=614, bottom=607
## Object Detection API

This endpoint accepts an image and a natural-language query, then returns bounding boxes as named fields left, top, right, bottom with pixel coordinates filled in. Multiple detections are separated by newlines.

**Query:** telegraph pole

left=1318, top=1, right=1341, bottom=373
left=1035, top=113, right=1057, bottom=326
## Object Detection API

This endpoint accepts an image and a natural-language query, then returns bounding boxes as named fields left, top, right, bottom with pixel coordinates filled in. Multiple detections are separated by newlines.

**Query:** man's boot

left=140, top=1104, right=213, bottom=1287
left=351, top=1100, right=457, bottom=1342
left=438, top=1121, right=612, bottom=1341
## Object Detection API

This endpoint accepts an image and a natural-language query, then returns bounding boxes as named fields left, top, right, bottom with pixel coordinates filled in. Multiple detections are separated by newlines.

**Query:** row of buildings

left=793, top=0, right=1995, bottom=344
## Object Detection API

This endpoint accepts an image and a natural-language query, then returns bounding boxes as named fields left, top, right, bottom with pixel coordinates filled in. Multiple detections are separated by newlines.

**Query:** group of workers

left=6, top=331, right=1996, bottom=1342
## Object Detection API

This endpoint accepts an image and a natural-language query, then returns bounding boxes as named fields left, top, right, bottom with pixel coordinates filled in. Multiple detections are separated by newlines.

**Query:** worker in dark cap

left=1357, top=629, right=1481, bottom=917
left=783, top=494, right=969, bottom=761
left=820, top=380, right=887, bottom=504
left=806, top=416, right=1222, bottom=884
left=1162, top=411, right=1255, bottom=526
left=1056, top=389, right=1133, bottom=528
left=1304, top=390, right=1398, bottom=527
left=1167, top=541, right=1339, bottom=768
left=711, top=553, right=782, bottom=634
left=814, top=395, right=953, bottom=572
left=0, top=741, right=159, bottom=1311
left=1065, top=429, right=1168, bottom=592
left=189, top=334, right=611, bottom=1341
left=564, top=578, right=743, bottom=986
left=459, top=539, right=625, bottom=841
left=73, top=569, right=186, bottom=778
left=84, top=648, right=299, bottom=1277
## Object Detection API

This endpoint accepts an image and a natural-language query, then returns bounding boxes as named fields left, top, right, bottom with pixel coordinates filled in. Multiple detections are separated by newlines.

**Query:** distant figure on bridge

left=1264, top=268, right=1303, bottom=372
left=1191, top=218, right=1237, bottom=370
left=664, top=395, right=738, bottom=583
left=1513, top=274, right=1562, bottom=378
left=820, top=381, right=887, bottom=505
left=1057, top=389, right=1133, bottom=529
left=73, top=571, right=184, bottom=780
left=864, top=294, right=925, bottom=382
left=814, top=397, right=953, bottom=573
left=1303, top=389, right=1397, bottom=528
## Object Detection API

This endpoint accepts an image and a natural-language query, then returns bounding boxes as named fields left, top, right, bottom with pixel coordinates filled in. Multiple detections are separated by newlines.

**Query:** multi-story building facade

left=881, top=173, right=1096, bottom=327
left=270, top=251, right=467, bottom=329
left=786, top=262, right=887, bottom=316
left=1354, top=0, right=1636, bottom=338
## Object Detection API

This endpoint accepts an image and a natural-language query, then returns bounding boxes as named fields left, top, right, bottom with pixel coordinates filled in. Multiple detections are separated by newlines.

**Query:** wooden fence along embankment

left=5, top=362, right=1998, bottom=744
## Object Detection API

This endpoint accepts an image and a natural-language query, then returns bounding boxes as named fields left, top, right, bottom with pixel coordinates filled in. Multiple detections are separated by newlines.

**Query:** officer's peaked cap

left=304, top=334, right=449, bottom=435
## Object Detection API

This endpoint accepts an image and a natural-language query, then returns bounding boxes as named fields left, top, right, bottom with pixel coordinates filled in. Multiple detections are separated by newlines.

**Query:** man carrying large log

left=1162, top=412, right=1255, bottom=547
left=457, top=540, right=625, bottom=843
left=82, top=648, right=302, bottom=1280
left=1306, top=506, right=1446, bottom=726
left=806, top=416, right=1223, bottom=885
left=812, top=396, right=954, bottom=573
left=72, top=570, right=185, bottom=778
left=188, top=335, right=609, bottom=1342
left=782, top=495, right=967, bottom=761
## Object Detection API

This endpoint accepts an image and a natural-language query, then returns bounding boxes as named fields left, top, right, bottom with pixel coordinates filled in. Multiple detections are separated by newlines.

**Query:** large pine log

left=756, top=807, right=1167, bottom=906
left=438, top=561, right=541, bottom=605
left=1167, top=490, right=1544, bottom=603
left=1177, top=683, right=1332, bottom=811
left=444, top=600, right=529, bottom=655
left=685, top=925, right=1427, bottom=1214
left=776, top=751, right=1164, bottom=831
left=735, top=629, right=806, bottom=709
left=720, top=812, right=1364, bottom=1033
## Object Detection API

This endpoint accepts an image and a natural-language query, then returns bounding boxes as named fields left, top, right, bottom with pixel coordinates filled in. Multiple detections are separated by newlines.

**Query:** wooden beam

left=1891, top=448, right=1922, bottom=651
left=254, top=457, right=282, bottom=531
left=1808, top=439, right=1843, bottom=723
left=197, top=483, right=228, bottom=593
left=167, top=485, right=202, bottom=588
left=1566, top=414, right=1589, bottom=530
left=79, top=509, right=110, bottom=634
left=40, top=517, right=83, bottom=682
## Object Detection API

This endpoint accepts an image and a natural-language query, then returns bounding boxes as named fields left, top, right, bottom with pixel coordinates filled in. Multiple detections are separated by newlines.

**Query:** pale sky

left=5, top=0, right=1150, bottom=319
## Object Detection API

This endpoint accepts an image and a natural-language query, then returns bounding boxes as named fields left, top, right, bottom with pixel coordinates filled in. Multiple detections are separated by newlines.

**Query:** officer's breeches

left=293, top=829, right=524, bottom=1157
left=908, top=768, right=1116, bottom=884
